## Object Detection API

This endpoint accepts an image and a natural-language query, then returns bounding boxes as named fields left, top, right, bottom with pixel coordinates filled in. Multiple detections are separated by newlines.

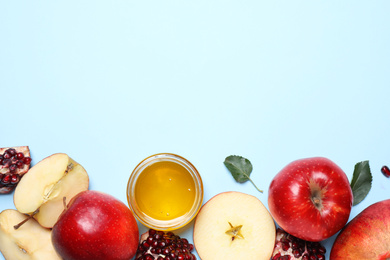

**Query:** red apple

left=330, top=199, right=390, bottom=259
left=268, top=157, right=353, bottom=242
left=52, top=190, right=139, bottom=260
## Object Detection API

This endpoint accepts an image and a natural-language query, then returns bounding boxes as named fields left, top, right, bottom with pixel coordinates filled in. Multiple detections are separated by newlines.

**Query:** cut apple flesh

left=193, top=191, right=276, bottom=260
left=0, top=209, right=61, bottom=260
left=14, top=153, right=89, bottom=228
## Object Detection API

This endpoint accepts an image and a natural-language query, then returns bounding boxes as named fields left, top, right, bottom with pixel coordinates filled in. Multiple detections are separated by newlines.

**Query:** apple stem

left=13, top=209, right=39, bottom=230
left=248, top=178, right=263, bottom=193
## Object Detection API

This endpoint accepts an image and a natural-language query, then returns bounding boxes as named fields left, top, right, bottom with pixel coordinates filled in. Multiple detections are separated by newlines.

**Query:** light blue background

left=1, top=1, right=390, bottom=259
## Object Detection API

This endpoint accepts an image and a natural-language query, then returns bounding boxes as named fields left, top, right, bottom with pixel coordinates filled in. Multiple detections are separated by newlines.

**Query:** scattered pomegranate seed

left=381, top=166, right=390, bottom=177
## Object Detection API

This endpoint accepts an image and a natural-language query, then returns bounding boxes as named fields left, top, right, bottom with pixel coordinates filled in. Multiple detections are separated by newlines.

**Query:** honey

left=127, top=153, right=203, bottom=230
left=134, top=161, right=196, bottom=220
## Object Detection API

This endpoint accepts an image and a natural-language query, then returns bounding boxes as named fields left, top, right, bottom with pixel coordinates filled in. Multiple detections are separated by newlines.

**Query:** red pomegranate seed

left=16, top=152, right=24, bottom=160
left=1, top=175, right=10, bottom=185
left=7, top=148, right=17, bottom=156
left=11, top=174, right=19, bottom=184
left=9, top=164, right=17, bottom=173
left=3, top=152, right=11, bottom=159
left=23, top=157, right=32, bottom=165
left=16, top=161, right=24, bottom=168
left=2, top=159, right=11, bottom=168
left=317, top=254, right=325, bottom=260
left=382, top=166, right=390, bottom=177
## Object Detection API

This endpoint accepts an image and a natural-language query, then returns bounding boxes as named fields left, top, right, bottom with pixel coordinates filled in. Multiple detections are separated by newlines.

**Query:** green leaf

left=223, top=155, right=263, bottom=193
left=350, top=160, right=372, bottom=206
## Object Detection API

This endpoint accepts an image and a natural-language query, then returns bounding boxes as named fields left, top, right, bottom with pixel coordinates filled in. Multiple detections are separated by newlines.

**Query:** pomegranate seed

left=7, top=148, right=16, bottom=156
left=23, top=157, right=32, bottom=165
left=2, top=159, right=11, bottom=168
left=317, top=246, right=326, bottom=254
left=382, top=166, right=390, bottom=177
left=16, top=152, right=24, bottom=160
left=146, top=236, right=154, bottom=244
left=11, top=174, right=19, bottom=184
left=1, top=175, right=10, bottom=185
left=144, top=254, right=154, bottom=260
left=141, top=241, right=150, bottom=248
left=151, top=240, right=158, bottom=248
left=16, top=161, right=24, bottom=168
left=317, top=254, right=325, bottom=260
left=9, top=164, right=17, bottom=173
left=282, top=241, right=290, bottom=251
left=293, top=249, right=301, bottom=257
left=3, top=152, right=11, bottom=159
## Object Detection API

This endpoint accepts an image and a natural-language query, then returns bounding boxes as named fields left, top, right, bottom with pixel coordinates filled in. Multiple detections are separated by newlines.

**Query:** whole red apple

left=268, top=157, right=353, bottom=242
left=52, top=190, right=139, bottom=260
left=330, top=199, right=390, bottom=259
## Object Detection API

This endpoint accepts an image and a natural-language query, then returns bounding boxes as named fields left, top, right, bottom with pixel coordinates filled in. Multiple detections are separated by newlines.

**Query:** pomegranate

left=272, top=229, right=326, bottom=260
left=135, top=229, right=196, bottom=260
left=0, top=146, right=31, bottom=194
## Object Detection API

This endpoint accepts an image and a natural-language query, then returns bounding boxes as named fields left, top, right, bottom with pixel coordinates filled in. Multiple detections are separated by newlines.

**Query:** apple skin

left=330, top=199, right=390, bottom=260
left=52, top=190, right=139, bottom=260
left=268, top=157, right=353, bottom=242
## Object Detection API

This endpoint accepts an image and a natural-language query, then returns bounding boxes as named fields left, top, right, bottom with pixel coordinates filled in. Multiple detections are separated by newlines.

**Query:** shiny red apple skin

left=52, top=190, right=139, bottom=260
left=330, top=199, right=390, bottom=260
left=268, top=157, right=353, bottom=242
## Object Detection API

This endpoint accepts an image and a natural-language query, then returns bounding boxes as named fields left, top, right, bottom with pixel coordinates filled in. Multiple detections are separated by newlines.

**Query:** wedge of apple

left=14, top=153, right=89, bottom=228
left=193, top=191, right=276, bottom=260
left=0, top=209, right=61, bottom=260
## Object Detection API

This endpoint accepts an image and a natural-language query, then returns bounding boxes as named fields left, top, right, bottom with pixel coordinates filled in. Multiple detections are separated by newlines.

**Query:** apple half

left=14, top=153, right=89, bottom=228
left=0, top=209, right=61, bottom=260
left=193, top=191, right=276, bottom=260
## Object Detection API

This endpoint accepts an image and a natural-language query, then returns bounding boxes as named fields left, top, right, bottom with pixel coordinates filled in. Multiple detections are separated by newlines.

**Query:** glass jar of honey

left=127, top=153, right=203, bottom=231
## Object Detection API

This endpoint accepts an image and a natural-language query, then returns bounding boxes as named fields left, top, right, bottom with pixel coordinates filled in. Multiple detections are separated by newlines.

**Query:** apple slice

left=0, top=209, right=61, bottom=260
left=193, top=191, right=276, bottom=260
left=14, top=153, right=89, bottom=228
